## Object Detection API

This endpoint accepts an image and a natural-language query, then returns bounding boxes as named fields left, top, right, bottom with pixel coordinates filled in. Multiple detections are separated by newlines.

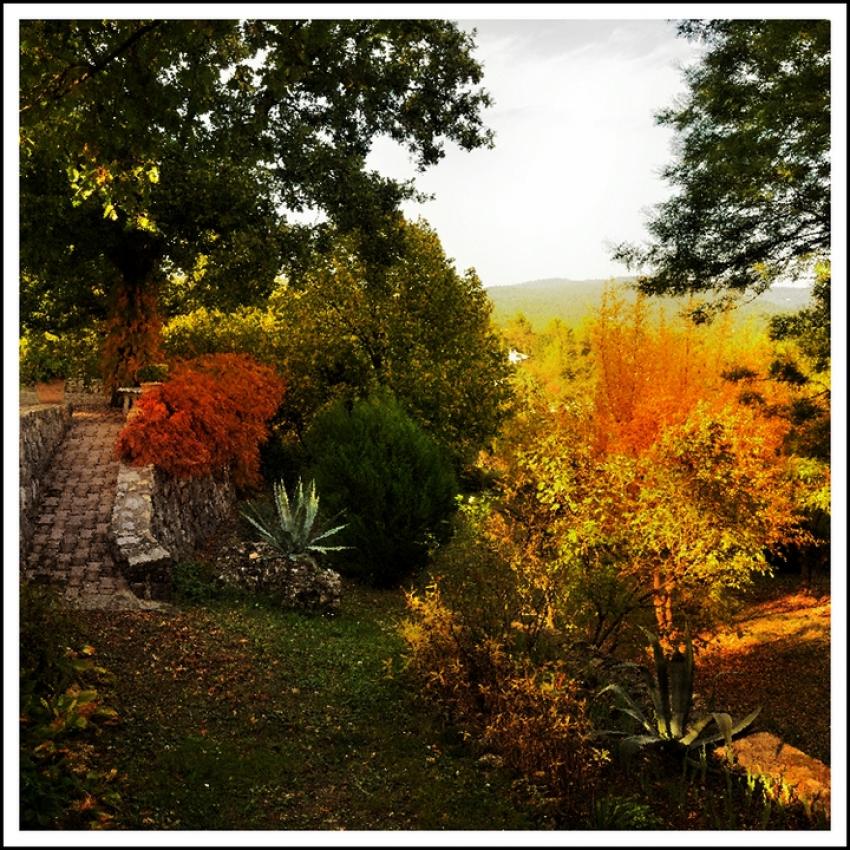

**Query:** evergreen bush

left=304, top=393, right=457, bottom=586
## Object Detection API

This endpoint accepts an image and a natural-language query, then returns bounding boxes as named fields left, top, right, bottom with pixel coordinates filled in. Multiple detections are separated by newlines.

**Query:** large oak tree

left=19, top=19, right=494, bottom=387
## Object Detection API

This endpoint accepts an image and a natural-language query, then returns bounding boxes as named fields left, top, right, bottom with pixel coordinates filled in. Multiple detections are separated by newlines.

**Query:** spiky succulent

left=598, top=628, right=761, bottom=753
left=241, top=478, right=349, bottom=560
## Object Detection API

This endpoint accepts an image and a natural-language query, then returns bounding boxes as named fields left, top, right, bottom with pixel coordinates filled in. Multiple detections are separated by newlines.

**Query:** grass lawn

left=33, top=567, right=829, bottom=832
left=77, top=580, right=540, bottom=831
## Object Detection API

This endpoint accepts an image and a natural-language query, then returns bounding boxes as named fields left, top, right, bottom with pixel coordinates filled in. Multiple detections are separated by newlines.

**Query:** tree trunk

left=652, top=568, right=674, bottom=638
left=102, top=232, right=164, bottom=397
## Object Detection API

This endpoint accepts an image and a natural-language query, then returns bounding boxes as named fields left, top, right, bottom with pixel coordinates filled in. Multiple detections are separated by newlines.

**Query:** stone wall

left=20, top=380, right=106, bottom=408
left=110, top=464, right=235, bottom=599
left=20, top=404, right=72, bottom=557
left=65, top=378, right=107, bottom=407
left=150, top=468, right=236, bottom=561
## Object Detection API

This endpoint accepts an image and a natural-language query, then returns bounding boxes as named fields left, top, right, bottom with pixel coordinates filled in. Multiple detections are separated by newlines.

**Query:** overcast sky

left=366, top=18, right=702, bottom=286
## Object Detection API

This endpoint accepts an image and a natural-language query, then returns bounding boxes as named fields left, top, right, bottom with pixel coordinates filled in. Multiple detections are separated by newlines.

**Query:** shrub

left=115, top=353, right=285, bottom=489
left=20, top=584, right=121, bottom=828
left=171, top=560, right=225, bottom=605
left=162, top=305, right=285, bottom=365
left=19, top=331, right=68, bottom=383
left=401, top=582, right=607, bottom=822
left=304, top=393, right=457, bottom=586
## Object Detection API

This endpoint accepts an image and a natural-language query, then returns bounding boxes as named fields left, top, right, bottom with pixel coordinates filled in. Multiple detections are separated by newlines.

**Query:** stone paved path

left=22, top=404, right=160, bottom=610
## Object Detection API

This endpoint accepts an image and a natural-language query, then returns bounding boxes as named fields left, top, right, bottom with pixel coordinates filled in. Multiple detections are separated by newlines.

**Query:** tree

left=19, top=19, right=494, bottom=388
left=163, top=219, right=514, bottom=465
left=489, top=296, right=802, bottom=641
left=613, top=20, right=830, bottom=313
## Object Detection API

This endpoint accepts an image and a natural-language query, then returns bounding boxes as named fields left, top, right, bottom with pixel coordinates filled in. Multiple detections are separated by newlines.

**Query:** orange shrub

left=115, top=354, right=285, bottom=488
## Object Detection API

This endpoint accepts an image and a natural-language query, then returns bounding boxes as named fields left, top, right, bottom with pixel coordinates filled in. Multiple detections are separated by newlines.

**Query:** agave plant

left=240, top=478, right=349, bottom=560
left=597, top=628, right=761, bottom=753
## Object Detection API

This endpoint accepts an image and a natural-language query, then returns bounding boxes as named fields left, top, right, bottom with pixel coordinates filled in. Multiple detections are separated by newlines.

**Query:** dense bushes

left=304, top=394, right=458, bottom=586
left=115, top=354, right=285, bottom=489
left=162, top=221, right=514, bottom=466
left=401, top=578, right=608, bottom=822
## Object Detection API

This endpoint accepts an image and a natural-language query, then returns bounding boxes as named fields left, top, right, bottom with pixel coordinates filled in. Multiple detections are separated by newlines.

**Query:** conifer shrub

left=304, top=393, right=458, bottom=586
left=115, top=353, right=285, bottom=489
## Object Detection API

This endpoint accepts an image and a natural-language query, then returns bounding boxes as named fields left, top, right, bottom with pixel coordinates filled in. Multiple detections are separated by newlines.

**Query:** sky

left=366, top=18, right=702, bottom=286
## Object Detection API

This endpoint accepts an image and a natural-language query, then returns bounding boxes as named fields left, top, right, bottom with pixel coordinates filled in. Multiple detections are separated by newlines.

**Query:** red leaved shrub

left=115, top=354, right=285, bottom=488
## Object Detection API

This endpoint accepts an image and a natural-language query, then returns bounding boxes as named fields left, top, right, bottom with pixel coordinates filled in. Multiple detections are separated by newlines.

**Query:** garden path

left=22, top=404, right=159, bottom=610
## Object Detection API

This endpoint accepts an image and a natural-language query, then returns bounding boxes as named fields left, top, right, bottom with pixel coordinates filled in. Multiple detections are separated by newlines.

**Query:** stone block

left=716, top=731, right=830, bottom=819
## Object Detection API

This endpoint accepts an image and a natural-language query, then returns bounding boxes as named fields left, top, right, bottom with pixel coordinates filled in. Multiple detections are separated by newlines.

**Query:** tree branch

left=21, top=21, right=164, bottom=114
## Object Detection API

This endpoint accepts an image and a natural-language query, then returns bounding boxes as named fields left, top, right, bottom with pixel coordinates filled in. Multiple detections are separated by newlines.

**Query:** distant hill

left=486, top=277, right=813, bottom=330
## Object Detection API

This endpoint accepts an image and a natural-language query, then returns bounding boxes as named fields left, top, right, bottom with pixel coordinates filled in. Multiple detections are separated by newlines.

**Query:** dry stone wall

left=150, top=468, right=236, bottom=561
left=20, top=404, right=72, bottom=557
left=110, top=464, right=235, bottom=599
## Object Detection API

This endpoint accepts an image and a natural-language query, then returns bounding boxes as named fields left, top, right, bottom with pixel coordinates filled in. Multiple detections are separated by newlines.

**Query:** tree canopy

left=163, top=219, right=514, bottom=465
left=20, top=19, right=494, bottom=337
left=613, top=20, right=830, bottom=310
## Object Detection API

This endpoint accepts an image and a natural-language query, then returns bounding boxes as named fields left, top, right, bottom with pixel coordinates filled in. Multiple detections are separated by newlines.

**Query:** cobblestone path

left=22, top=405, right=159, bottom=610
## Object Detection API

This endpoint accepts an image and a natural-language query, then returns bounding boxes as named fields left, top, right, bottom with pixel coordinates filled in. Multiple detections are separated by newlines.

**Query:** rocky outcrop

left=215, top=540, right=341, bottom=613
left=19, top=404, right=73, bottom=557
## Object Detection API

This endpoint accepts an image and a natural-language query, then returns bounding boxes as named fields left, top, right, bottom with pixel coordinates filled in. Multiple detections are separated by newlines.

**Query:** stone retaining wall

left=20, top=404, right=73, bottom=557
left=110, top=464, right=235, bottom=599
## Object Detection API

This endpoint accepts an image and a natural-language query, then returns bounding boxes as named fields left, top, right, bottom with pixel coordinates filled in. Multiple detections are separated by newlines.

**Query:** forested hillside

left=487, top=277, right=815, bottom=330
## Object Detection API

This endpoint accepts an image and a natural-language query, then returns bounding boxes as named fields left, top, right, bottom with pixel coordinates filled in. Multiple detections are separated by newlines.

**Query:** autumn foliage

left=115, top=354, right=285, bottom=488
left=484, top=294, right=805, bottom=642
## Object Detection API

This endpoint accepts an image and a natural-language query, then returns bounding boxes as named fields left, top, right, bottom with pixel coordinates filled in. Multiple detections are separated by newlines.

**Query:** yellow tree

left=493, top=293, right=803, bottom=642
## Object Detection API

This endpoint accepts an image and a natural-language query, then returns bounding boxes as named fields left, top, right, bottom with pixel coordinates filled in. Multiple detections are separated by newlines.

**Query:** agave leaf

left=275, top=480, right=294, bottom=531
left=619, top=734, right=663, bottom=758
left=597, top=684, right=654, bottom=734
left=303, top=479, right=319, bottom=536
left=730, top=705, right=762, bottom=736
left=292, top=478, right=308, bottom=541
left=668, top=650, right=692, bottom=739
left=648, top=635, right=672, bottom=739
left=310, top=543, right=351, bottom=554
left=680, top=713, right=716, bottom=746
left=712, top=712, right=734, bottom=749
left=616, top=706, right=656, bottom=734
left=241, top=510, right=281, bottom=549
left=310, top=523, right=349, bottom=544
left=690, top=706, right=762, bottom=747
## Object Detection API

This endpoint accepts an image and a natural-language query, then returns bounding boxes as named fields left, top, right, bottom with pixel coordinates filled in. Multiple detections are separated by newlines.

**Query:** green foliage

left=171, top=560, right=226, bottom=605
left=770, top=263, right=830, bottom=373
left=271, top=220, right=514, bottom=464
left=241, top=478, right=349, bottom=560
left=614, top=20, right=830, bottom=304
left=304, top=393, right=458, bottom=586
left=402, top=562, right=609, bottom=822
left=20, top=583, right=76, bottom=698
left=162, top=305, right=285, bottom=364
left=20, top=20, right=493, bottom=345
left=585, top=794, right=661, bottom=829
left=135, top=361, right=169, bottom=382
left=164, top=221, right=513, bottom=467
left=598, top=630, right=761, bottom=754
left=19, top=584, right=121, bottom=829
left=19, top=331, right=68, bottom=383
